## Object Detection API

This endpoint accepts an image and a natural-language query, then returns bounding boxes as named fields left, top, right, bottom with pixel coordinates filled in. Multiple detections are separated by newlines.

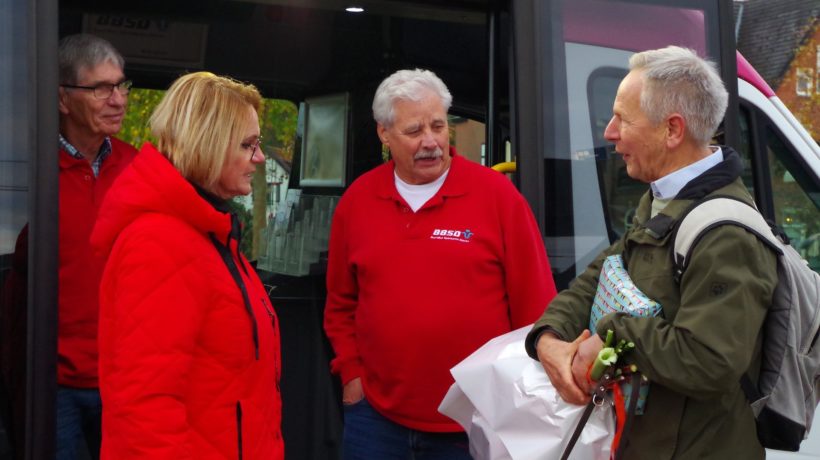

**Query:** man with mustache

left=55, top=33, right=137, bottom=460
left=324, top=68, right=557, bottom=459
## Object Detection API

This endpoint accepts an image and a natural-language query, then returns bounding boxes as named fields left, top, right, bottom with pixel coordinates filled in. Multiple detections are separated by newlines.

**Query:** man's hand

left=571, top=333, right=604, bottom=395
left=535, top=329, right=592, bottom=405
left=342, top=377, right=364, bottom=405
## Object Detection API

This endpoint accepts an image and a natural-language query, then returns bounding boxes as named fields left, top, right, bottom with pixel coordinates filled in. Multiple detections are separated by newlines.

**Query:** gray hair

left=58, top=34, right=125, bottom=85
left=629, top=46, right=728, bottom=146
left=372, top=68, right=452, bottom=127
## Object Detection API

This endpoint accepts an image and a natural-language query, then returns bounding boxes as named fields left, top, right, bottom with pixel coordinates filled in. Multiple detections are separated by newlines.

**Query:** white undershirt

left=394, top=169, right=449, bottom=212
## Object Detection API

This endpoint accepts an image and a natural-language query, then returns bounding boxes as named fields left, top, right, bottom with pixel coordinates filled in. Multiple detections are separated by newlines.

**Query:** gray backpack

left=672, top=195, right=820, bottom=451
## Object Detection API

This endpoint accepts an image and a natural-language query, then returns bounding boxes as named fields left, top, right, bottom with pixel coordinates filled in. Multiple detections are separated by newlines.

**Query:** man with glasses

left=55, top=33, right=137, bottom=460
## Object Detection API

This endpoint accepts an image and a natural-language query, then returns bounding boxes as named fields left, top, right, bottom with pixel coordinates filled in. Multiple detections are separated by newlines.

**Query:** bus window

left=539, top=0, right=722, bottom=285
left=449, top=116, right=487, bottom=165
left=765, top=126, right=820, bottom=271
left=236, top=98, right=298, bottom=263
left=735, top=105, right=757, bottom=197
left=450, top=116, right=517, bottom=186
left=558, top=44, right=636, bottom=279
left=119, top=88, right=299, bottom=263
left=736, top=103, right=820, bottom=273
left=588, top=66, right=636, bottom=241
left=0, top=0, right=32, bottom=454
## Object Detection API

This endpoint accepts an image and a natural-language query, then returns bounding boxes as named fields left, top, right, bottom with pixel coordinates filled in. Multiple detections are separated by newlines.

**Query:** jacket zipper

left=260, top=296, right=281, bottom=388
left=236, top=401, right=243, bottom=460
left=209, top=233, right=260, bottom=360
left=260, top=296, right=276, bottom=328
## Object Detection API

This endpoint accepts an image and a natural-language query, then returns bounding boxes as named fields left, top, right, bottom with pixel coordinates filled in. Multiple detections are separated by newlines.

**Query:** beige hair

left=372, top=68, right=452, bottom=128
left=150, top=71, right=262, bottom=191
left=629, top=46, right=728, bottom=146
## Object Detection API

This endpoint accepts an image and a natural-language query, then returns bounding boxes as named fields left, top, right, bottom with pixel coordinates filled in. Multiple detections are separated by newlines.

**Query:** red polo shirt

left=58, top=137, right=137, bottom=387
left=325, top=149, right=557, bottom=431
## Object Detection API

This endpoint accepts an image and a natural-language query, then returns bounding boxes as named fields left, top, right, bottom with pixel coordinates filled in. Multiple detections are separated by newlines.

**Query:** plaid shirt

left=59, top=134, right=112, bottom=177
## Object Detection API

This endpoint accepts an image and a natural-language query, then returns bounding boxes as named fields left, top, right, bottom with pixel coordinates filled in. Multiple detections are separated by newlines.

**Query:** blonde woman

left=91, top=72, right=283, bottom=459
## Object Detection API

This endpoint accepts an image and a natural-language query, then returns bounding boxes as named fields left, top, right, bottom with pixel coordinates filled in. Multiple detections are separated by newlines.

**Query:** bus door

left=735, top=61, right=820, bottom=273
left=509, top=0, right=735, bottom=288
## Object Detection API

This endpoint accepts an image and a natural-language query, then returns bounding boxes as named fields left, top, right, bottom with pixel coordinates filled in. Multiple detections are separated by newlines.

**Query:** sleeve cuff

left=525, top=325, right=564, bottom=360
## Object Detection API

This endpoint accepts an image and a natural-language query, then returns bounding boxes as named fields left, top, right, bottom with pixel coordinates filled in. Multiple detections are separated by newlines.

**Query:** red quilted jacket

left=91, top=143, right=284, bottom=460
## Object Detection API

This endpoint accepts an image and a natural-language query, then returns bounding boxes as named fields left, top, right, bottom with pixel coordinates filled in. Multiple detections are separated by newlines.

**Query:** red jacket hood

left=91, top=142, right=232, bottom=256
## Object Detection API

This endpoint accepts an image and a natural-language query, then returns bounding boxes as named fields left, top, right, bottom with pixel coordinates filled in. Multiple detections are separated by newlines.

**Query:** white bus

left=0, top=0, right=816, bottom=458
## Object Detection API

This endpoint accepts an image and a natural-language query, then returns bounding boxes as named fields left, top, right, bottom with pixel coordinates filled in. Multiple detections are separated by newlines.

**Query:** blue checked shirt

left=59, top=134, right=112, bottom=177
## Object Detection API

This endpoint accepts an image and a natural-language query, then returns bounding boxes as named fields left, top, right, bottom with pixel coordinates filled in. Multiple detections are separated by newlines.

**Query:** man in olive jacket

left=525, top=46, right=778, bottom=459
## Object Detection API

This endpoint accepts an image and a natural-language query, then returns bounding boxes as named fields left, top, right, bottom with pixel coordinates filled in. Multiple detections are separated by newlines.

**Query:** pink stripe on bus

left=737, top=51, right=775, bottom=98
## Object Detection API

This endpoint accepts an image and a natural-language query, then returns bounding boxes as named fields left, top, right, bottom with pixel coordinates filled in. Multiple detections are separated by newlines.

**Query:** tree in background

left=119, top=88, right=164, bottom=148
left=260, top=98, right=298, bottom=163
left=120, top=88, right=298, bottom=158
left=252, top=100, right=298, bottom=260
left=120, top=87, right=299, bottom=260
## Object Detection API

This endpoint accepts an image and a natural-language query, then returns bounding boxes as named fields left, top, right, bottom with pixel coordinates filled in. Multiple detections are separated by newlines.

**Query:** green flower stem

left=590, top=347, right=618, bottom=381
left=603, top=329, right=615, bottom=348
left=589, top=330, right=637, bottom=381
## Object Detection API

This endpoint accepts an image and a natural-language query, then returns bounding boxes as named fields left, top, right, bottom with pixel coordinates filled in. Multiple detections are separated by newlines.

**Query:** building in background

left=736, top=0, right=820, bottom=139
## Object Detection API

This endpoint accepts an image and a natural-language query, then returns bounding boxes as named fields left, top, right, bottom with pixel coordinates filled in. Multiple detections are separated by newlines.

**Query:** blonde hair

left=150, top=71, right=262, bottom=190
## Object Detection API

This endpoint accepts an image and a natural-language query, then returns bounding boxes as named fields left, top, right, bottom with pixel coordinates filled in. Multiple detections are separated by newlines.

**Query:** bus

left=1, top=0, right=817, bottom=458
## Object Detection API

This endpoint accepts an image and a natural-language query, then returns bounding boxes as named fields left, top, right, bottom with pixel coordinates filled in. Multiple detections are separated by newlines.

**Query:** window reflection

left=118, top=88, right=299, bottom=262
left=737, top=106, right=820, bottom=272
left=449, top=116, right=486, bottom=165
left=0, top=0, right=29, bottom=456
left=765, top=127, right=820, bottom=271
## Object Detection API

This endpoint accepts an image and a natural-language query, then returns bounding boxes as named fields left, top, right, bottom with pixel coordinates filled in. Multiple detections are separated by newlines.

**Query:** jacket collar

left=674, top=147, right=744, bottom=200
left=639, top=146, right=744, bottom=239
left=191, top=182, right=232, bottom=214
left=191, top=182, right=242, bottom=244
left=90, top=143, right=234, bottom=256
left=59, top=136, right=126, bottom=173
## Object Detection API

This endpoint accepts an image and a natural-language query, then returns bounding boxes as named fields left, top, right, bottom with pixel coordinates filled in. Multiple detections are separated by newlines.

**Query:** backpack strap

left=672, top=196, right=784, bottom=281
left=671, top=195, right=788, bottom=410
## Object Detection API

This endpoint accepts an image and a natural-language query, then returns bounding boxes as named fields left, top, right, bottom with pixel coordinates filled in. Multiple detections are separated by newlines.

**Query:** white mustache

left=414, top=148, right=443, bottom=160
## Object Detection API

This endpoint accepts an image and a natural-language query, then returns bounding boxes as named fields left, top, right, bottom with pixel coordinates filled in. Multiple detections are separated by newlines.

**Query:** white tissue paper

left=438, top=325, right=615, bottom=460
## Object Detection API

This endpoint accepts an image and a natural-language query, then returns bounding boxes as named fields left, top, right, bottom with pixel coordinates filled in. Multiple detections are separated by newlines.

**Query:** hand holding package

left=438, top=326, right=614, bottom=460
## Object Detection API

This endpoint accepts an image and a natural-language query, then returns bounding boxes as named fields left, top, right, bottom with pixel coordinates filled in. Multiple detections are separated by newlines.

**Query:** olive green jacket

left=526, top=150, right=778, bottom=459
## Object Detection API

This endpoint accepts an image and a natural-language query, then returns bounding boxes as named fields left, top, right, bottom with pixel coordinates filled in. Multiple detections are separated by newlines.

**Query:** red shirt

left=58, top=137, right=136, bottom=388
left=324, top=150, right=557, bottom=431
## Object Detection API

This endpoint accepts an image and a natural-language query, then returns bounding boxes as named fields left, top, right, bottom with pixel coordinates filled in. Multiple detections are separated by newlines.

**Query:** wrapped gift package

left=439, top=326, right=614, bottom=460
left=590, top=254, right=663, bottom=413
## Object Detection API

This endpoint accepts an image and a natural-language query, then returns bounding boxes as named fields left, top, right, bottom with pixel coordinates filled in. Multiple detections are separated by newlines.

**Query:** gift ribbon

left=606, top=371, right=642, bottom=460
left=611, top=382, right=626, bottom=459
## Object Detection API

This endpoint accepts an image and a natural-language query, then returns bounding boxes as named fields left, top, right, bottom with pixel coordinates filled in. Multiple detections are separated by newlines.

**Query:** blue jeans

left=55, top=386, right=101, bottom=460
left=343, top=398, right=472, bottom=460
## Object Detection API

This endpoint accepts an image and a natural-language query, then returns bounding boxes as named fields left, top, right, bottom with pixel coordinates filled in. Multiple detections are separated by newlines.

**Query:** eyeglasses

left=241, top=136, right=263, bottom=159
left=60, top=80, right=133, bottom=99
